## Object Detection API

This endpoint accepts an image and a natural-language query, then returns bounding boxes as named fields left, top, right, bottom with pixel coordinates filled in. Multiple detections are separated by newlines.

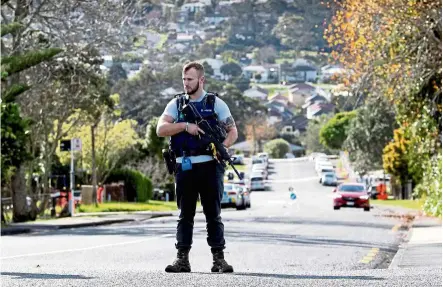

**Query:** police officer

left=156, top=62, right=238, bottom=273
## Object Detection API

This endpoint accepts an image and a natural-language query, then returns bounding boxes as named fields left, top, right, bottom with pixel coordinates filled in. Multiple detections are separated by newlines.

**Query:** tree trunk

left=12, top=164, right=29, bottom=222
left=91, top=124, right=98, bottom=205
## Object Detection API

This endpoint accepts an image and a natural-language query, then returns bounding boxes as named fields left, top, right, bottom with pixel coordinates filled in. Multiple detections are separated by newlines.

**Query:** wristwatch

left=185, top=122, right=189, bottom=132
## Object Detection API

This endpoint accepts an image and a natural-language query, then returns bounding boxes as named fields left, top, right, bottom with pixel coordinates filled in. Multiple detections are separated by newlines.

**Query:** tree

left=145, top=117, right=167, bottom=160
left=220, top=62, right=242, bottom=78
left=264, top=138, right=290, bottom=159
left=245, top=114, right=277, bottom=154
left=301, top=114, right=333, bottom=154
left=319, top=111, right=357, bottom=150
left=202, top=61, right=214, bottom=76
left=57, top=117, right=141, bottom=185
left=108, top=63, right=128, bottom=87
left=344, top=98, right=397, bottom=174
left=231, top=76, right=250, bottom=92
left=252, top=46, right=277, bottom=65
left=382, top=128, right=411, bottom=185
left=1, top=19, right=63, bottom=222
left=272, top=13, right=309, bottom=50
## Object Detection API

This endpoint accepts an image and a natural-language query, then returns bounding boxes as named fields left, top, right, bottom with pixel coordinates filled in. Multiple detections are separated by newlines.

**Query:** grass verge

left=77, top=201, right=178, bottom=213
left=371, top=199, right=424, bottom=211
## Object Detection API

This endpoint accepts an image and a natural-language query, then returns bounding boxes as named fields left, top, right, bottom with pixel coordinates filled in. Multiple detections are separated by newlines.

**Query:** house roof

left=269, top=93, right=288, bottom=102
left=279, top=115, right=309, bottom=132
left=243, top=65, right=267, bottom=73
left=289, top=82, right=316, bottom=92
left=245, top=86, right=269, bottom=95
left=305, top=94, right=328, bottom=104
left=310, top=103, right=336, bottom=115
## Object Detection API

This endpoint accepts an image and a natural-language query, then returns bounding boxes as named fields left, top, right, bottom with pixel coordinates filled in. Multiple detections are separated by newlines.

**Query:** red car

left=333, top=183, right=370, bottom=211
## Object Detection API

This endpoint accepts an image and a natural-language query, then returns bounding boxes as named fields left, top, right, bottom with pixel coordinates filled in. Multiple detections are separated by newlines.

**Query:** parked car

left=221, top=183, right=249, bottom=210
left=251, top=164, right=268, bottom=179
left=232, top=154, right=245, bottom=165
left=249, top=174, right=266, bottom=191
left=333, top=183, right=370, bottom=211
left=252, top=157, right=268, bottom=169
left=321, top=172, right=338, bottom=186
left=257, top=152, right=269, bottom=163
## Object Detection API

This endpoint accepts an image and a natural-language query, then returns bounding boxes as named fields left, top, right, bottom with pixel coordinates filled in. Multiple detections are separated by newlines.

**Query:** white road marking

left=1, top=234, right=175, bottom=260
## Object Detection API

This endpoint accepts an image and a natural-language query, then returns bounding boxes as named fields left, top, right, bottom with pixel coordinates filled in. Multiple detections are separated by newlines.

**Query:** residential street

left=1, top=159, right=441, bottom=287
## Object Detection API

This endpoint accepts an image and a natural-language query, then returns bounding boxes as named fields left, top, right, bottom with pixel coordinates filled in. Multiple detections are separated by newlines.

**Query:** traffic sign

left=60, top=140, right=71, bottom=151
left=71, top=138, right=82, bottom=151
left=290, top=192, right=297, bottom=200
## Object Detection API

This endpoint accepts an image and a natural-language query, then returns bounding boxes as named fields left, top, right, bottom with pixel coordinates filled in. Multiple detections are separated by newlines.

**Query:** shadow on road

left=194, top=272, right=384, bottom=281
left=224, top=216, right=395, bottom=230
left=224, top=230, right=398, bottom=252
left=1, top=272, right=94, bottom=280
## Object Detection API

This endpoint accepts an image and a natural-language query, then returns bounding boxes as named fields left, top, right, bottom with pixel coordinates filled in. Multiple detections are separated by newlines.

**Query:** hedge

left=106, top=168, right=153, bottom=202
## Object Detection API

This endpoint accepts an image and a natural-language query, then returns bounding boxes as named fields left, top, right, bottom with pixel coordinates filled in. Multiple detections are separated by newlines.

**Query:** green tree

left=320, top=111, right=357, bottom=150
left=145, top=117, right=167, bottom=160
left=344, top=98, right=397, bottom=174
left=1, top=20, right=62, bottom=222
left=264, top=138, right=291, bottom=159
left=301, top=114, right=333, bottom=154
left=220, top=62, right=242, bottom=78
left=57, top=117, right=141, bottom=185
left=202, top=61, right=214, bottom=76
left=108, top=63, right=128, bottom=87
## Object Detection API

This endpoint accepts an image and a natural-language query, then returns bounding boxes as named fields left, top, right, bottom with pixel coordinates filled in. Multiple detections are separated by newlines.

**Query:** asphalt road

left=1, top=159, right=441, bottom=287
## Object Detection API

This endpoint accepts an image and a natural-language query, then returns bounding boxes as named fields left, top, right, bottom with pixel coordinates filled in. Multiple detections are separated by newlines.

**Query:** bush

left=106, top=168, right=153, bottom=202
left=413, top=154, right=442, bottom=217
left=264, top=138, right=291, bottom=159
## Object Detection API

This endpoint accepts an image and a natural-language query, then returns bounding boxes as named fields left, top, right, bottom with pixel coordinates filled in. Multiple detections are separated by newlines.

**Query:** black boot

left=165, top=249, right=191, bottom=273
left=211, top=249, right=234, bottom=273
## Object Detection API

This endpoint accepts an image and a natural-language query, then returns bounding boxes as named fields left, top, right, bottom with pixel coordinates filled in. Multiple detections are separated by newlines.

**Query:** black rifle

left=181, top=102, right=243, bottom=180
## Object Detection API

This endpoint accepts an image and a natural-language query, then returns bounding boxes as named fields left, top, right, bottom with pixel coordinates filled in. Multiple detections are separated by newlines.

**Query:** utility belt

left=162, top=148, right=214, bottom=175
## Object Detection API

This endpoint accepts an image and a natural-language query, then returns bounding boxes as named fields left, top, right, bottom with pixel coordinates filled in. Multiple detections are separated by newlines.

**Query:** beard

left=186, top=82, right=199, bottom=95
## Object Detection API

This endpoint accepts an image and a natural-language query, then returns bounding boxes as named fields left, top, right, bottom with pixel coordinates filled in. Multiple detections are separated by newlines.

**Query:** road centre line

left=360, top=247, right=380, bottom=264
left=1, top=234, right=174, bottom=260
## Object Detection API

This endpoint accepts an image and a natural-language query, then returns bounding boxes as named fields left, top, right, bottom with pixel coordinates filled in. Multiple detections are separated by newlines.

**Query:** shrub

left=106, top=168, right=153, bottom=202
left=264, top=138, right=290, bottom=158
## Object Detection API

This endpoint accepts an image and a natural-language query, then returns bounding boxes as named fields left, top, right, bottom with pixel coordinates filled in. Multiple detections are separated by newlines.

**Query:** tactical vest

left=170, top=92, right=221, bottom=157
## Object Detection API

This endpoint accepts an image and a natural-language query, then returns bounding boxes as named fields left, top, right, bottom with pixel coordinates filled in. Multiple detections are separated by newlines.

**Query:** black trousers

left=174, top=160, right=225, bottom=251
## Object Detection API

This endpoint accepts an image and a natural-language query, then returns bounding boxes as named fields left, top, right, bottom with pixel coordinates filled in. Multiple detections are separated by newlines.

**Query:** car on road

left=257, top=152, right=269, bottom=163
left=251, top=164, right=268, bottom=179
left=252, top=157, right=268, bottom=169
left=221, top=183, right=249, bottom=210
left=333, top=183, right=370, bottom=211
left=321, top=172, right=338, bottom=186
left=249, top=174, right=266, bottom=191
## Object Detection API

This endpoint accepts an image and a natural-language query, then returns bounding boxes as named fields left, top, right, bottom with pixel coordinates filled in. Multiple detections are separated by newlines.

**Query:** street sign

left=71, top=138, right=82, bottom=151
left=60, top=140, right=71, bottom=151
left=290, top=192, right=297, bottom=200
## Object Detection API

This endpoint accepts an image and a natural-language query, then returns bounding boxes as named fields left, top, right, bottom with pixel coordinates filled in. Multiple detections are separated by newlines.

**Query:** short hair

left=183, top=61, right=205, bottom=77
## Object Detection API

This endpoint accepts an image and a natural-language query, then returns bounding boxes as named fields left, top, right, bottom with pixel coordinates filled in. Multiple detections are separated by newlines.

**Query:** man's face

left=183, top=68, right=204, bottom=95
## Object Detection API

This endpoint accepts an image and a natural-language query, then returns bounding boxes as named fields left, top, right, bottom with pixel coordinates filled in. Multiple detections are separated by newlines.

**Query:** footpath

left=389, top=213, right=442, bottom=269
left=0, top=209, right=185, bottom=236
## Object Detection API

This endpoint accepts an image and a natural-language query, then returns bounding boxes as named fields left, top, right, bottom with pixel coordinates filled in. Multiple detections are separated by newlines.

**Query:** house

left=200, top=57, right=225, bottom=80
left=302, top=94, right=328, bottom=109
left=265, top=101, right=294, bottom=123
left=242, top=65, right=269, bottom=83
left=281, top=58, right=318, bottom=83
left=269, top=93, right=289, bottom=106
left=288, top=82, right=317, bottom=107
left=181, top=2, right=206, bottom=13
left=161, top=87, right=181, bottom=99
left=278, top=115, right=309, bottom=137
left=244, top=86, right=269, bottom=101
left=228, top=140, right=255, bottom=157
left=306, top=103, right=336, bottom=119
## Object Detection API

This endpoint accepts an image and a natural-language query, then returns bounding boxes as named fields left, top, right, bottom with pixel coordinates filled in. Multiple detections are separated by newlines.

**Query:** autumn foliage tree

left=327, top=0, right=441, bottom=214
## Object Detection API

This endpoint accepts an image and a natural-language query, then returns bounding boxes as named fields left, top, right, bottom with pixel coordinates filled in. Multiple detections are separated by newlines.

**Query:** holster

left=162, top=149, right=176, bottom=175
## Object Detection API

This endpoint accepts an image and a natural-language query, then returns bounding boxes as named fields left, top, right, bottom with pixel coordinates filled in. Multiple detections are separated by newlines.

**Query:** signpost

left=60, top=138, right=82, bottom=216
